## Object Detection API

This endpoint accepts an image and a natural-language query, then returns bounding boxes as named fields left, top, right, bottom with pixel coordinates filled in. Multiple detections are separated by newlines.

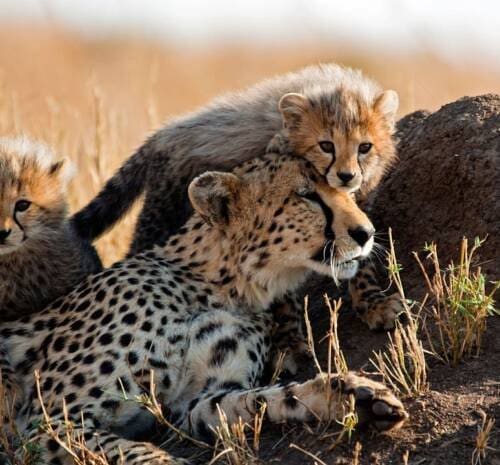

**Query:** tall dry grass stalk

left=305, top=295, right=359, bottom=450
left=414, top=237, right=499, bottom=366
left=370, top=229, right=428, bottom=397
left=370, top=320, right=428, bottom=397
left=303, top=296, right=323, bottom=376
left=323, top=296, right=348, bottom=376
left=135, top=370, right=210, bottom=451
left=472, top=411, right=495, bottom=465
left=210, top=404, right=265, bottom=465
left=322, top=296, right=358, bottom=449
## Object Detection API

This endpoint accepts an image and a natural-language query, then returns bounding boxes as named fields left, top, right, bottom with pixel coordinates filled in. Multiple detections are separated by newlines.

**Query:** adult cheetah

left=72, top=64, right=403, bottom=370
left=1, top=154, right=407, bottom=464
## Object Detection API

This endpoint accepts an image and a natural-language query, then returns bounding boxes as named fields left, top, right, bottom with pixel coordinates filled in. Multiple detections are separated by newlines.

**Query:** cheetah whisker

left=321, top=239, right=333, bottom=262
left=328, top=242, right=340, bottom=287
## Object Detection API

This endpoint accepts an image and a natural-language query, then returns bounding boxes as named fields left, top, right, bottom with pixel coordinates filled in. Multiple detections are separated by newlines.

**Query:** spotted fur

left=0, top=137, right=101, bottom=321
left=1, top=155, right=407, bottom=464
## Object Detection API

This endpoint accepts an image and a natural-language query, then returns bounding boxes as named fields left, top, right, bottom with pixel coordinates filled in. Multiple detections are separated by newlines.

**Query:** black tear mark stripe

left=13, top=211, right=27, bottom=241
left=324, top=152, right=336, bottom=178
left=303, top=192, right=335, bottom=240
left=13, top=211, right=24, bottom=232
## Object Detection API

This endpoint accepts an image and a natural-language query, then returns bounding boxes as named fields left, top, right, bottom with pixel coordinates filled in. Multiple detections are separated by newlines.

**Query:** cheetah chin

left=311, top=239, right=368, bottom=281
left=333, top=259, right=359, bottom=280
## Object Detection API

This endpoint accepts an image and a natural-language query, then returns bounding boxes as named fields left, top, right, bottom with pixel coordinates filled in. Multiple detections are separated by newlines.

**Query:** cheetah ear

left=188, top=171, right=241, bottom=226
left=279, top=93, right=310, bottom=128
left=373, top=90, right=399, bottom=126
left=48, top=157, right=75, bottom=188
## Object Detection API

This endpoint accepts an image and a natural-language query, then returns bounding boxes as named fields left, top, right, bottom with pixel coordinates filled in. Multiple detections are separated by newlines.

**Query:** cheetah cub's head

left=0, top=138, right=73, bottom=255
left=188, top=155, right=374, bottom=295
left=278, top=84, right=398, bottom=197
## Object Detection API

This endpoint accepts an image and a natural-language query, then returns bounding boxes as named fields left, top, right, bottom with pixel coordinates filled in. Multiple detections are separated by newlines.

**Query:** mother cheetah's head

left=187, top=154, right=374, bottom=297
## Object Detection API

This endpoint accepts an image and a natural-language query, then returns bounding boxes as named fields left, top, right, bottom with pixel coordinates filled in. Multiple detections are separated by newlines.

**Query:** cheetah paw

left=359, top=292, right=405, bottom=331
left=265, top=131, right=292, bottom=155
left=337, top=372, right=409, bottom=432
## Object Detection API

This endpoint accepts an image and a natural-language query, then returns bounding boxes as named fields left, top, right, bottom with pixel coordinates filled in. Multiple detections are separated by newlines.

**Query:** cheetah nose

left=348, top=226, right=374, bottom=247
left=337, top=172, right=355, bottom=184
left=0, top=229, right=11, bottom=241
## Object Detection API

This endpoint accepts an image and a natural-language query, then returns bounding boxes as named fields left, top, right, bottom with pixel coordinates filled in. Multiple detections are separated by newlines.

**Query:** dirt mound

left=287, top=95, right=500, bottom=465
left=372, top=94, right=500, bottom=292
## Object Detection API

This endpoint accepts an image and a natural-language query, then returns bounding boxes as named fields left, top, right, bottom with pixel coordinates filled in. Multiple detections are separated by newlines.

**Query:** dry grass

left=415, top=238, right=499, bottom=366
left=304, top=295, right=360, bottom=453
left=206, top=295, right=361, bottom=465
left=210, top=404, right=266, bottom=465
left=134, top=370, right=211, bottom=452
left=288, top=443, right=328, bottom=465
left=370, top=229, right=429, bottom=397
left=472, top=411, right=495, bottom=465
left=352, top=442, right=362, bottom=465
left=0, top=371, right=44, bottom=465
left=34, top=370, right=116, bottom=465
left=370, top=320, right=428, bottom=398
left=323, top=296, right=349, bottom=377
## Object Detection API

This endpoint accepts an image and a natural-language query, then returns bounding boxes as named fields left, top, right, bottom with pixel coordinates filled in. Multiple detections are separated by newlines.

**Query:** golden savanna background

left=1, top=1, right=499, bottom=263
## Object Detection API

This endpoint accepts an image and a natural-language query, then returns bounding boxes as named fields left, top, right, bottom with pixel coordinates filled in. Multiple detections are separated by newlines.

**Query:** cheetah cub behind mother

left=0, top=137, right=101, bottom=321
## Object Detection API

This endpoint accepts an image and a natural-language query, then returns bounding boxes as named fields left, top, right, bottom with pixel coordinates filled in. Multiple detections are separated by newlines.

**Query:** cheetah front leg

left=270, top=293, right=310, bottom=376
left=349, top=260, right=404, bottom=330
left=187, top=372, right=408, bottom=441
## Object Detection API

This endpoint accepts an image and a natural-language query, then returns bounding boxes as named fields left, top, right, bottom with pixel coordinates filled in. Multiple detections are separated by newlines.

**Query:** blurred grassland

left=1, top=24, right=499, bottom=264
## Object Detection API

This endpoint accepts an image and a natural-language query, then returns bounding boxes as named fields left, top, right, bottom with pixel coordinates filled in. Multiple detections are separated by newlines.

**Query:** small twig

left=289, top=443, right=328, bottom=465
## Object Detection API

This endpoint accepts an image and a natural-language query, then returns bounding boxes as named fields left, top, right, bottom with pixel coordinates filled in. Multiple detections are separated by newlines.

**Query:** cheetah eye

left=358, top=142, right=373, bottom=155
left=319, top=141, right=335, bottom=154
left=14, top=200, right=31, bottom=212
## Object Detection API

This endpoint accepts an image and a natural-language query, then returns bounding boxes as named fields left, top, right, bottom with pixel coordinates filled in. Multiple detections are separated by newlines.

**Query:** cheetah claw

left=336, top=372, right=409, bottom=432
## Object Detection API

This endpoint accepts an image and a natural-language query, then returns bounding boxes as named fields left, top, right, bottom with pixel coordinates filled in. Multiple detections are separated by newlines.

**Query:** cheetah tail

left=71, top=144, right=149, bottom=242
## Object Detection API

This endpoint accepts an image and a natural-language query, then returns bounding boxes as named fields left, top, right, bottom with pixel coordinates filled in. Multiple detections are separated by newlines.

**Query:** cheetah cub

left=73, top=63, right=399, bottom=250
left=0, top=137, right=101, bottom=321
